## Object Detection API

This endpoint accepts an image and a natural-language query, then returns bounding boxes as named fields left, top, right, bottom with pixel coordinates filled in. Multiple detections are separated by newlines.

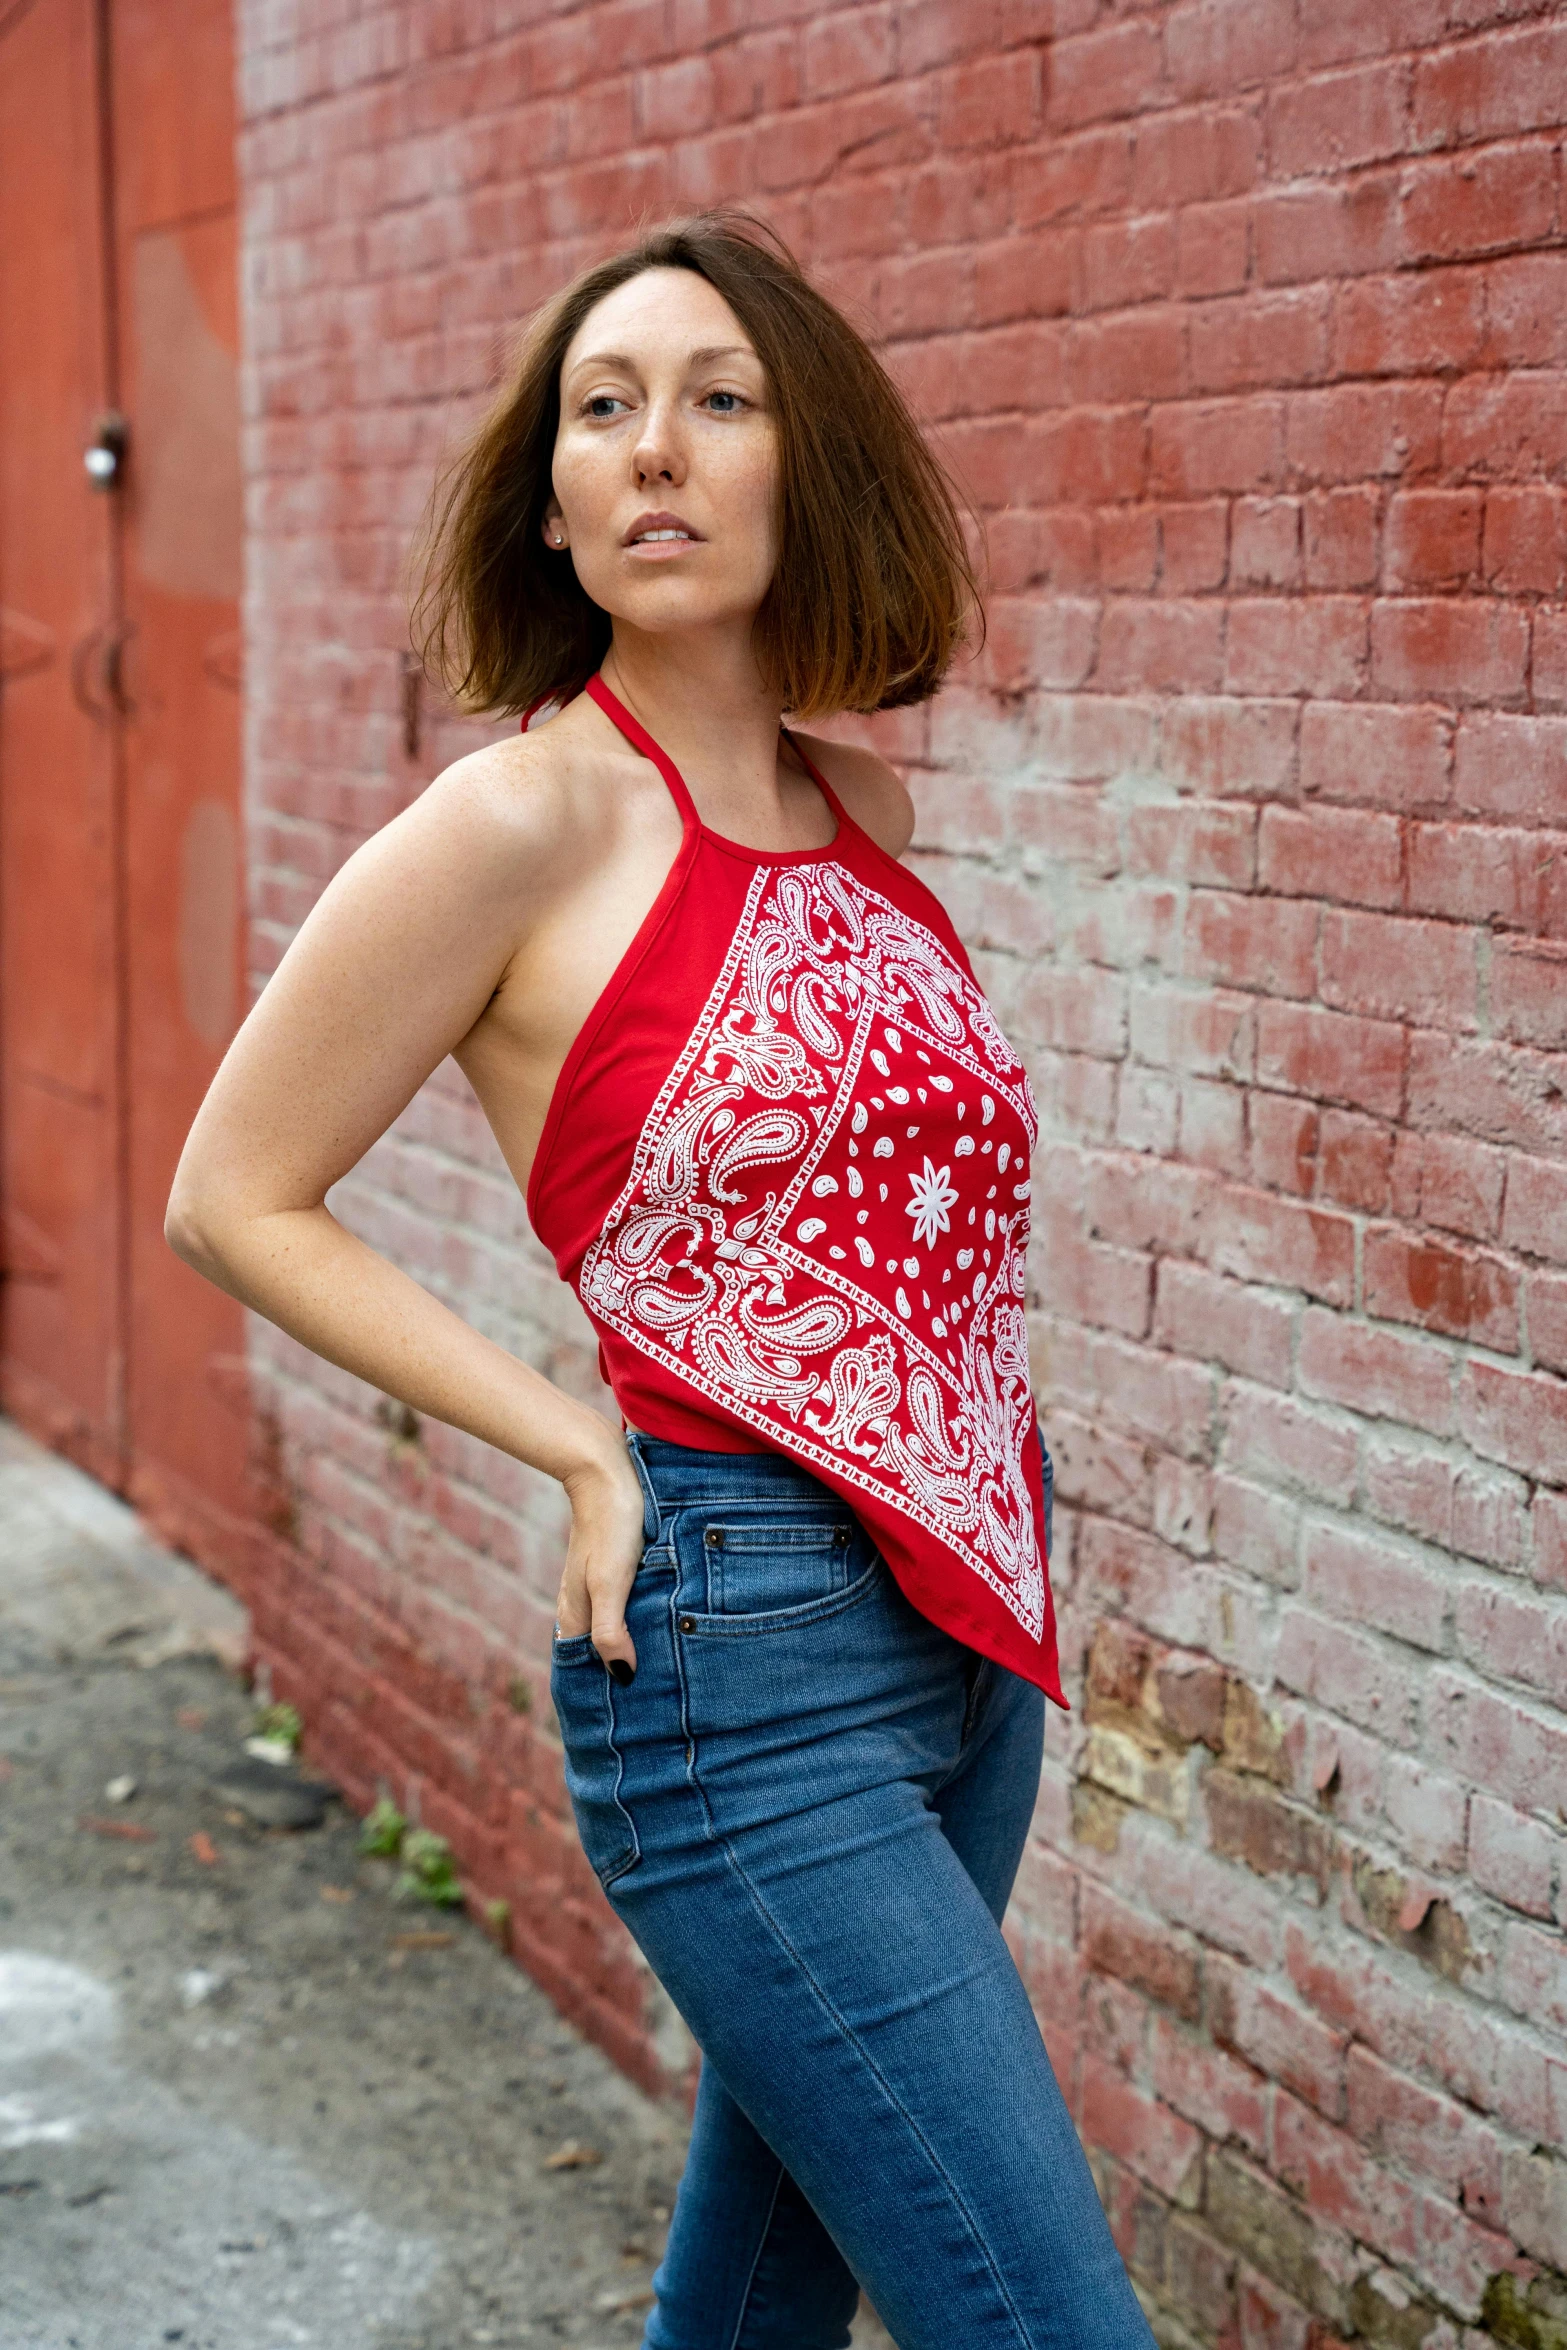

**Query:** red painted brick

left=802, top=8, right=895, bottom=99
left=1098, top=599, right=1224, bottom=694
left=1150, top=2014, right=1269, bottom=2156
left=1082, top=213, right=1177, bottom=312
left=1273, top=2094, right=1420, bottom=2266
left=1400, top=140, right=1559, bottom=265
left=1302, top=486, right=1381, bottom=590
left=1443, top=371, right=1567, bottom=480
left=1383, top=489, right=1483, bottom=592
left=1253, top=177, right=1401, bottom=287
left=1480, top=488, right=1567, bottom=599
left=1047, top=19, right=1165, bottom=132
left=1407, top=818, right=1567, bottom=933
left=1130, top=105, right=1261, bottom=211
left=1164, top=0, right=1296, bottom=105
left=1320, top=904, right=1478, bottom=1033
left=1255, top=998, right=1406, bottom=1120
left=1208, top=1956, right=1347, bottom=2118
left=1176, top=197, right=1249, bottom=299
left=1370, top=600, right=1530, bottom=706
left=1468, top=1793, right=1559, bottom=1922
left=1411, top=17, right=1567, bottom=148
left=1161, top=501, right=1231, bottom=592
left=1336, top=265, right=1488, bottom=377
left=1300, top=1516, right=1452, bottom=1649
left=1225, top=598, right=1367, bottom=697
left=1454, top=712, right=1567, bottom=823
left=1151, top=398, right=1286, bottom=497
left=1483, top=250, right=1567, bottom=370
left=1285, top=380, right=1443, bottom=484
left=938, top=48, right=1039, bottom=148
left=1080, top=2056, right=1206, bottom=2205
left=1230, top=498, right=1301, bottom=590
left=1191, top=288, right=1333, bottom=396
left=1268, top=62, right=1409, bottom=177
left=1082, top=1882, right=1204, bottom=2022
left=1257, top=803, right=1401, bottom=906
left=1492, top=937, right=1567, bottom=1055
left=1364, top=1227, right=1521, bottom=1351
left=1275, top=1607, right=1421, bottom=1745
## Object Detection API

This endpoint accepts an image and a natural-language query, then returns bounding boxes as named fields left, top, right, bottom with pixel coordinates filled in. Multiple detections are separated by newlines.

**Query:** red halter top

left=525, top=675, right=1063, bottom=1707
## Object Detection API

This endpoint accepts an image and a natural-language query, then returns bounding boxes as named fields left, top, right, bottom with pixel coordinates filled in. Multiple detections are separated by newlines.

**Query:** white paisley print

left=578, top=862, right=1046, bottom=1638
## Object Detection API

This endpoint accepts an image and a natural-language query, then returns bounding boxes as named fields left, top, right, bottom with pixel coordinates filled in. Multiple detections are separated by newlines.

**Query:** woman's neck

left=599, top=628, right=805, bottom=835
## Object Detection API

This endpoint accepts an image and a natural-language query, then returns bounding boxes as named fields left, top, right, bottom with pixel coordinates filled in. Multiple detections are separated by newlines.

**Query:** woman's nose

left=632, top=403, right=685, bottom=486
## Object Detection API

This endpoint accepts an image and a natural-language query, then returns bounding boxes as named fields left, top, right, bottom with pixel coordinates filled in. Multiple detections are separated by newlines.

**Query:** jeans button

left=678, top=1614, right=696, bottom=1633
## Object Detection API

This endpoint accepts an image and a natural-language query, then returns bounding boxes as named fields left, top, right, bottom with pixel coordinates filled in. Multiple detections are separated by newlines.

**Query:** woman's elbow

left=164, top=1183, right=227, bottom=1280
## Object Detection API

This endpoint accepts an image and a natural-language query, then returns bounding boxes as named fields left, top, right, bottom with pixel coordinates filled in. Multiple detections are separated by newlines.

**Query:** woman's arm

left=165, top=745, right=646, bottom=1669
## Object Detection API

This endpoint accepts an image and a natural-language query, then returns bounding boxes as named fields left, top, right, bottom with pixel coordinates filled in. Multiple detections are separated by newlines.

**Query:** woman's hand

left=557, top=1447, right=648, bottom=1680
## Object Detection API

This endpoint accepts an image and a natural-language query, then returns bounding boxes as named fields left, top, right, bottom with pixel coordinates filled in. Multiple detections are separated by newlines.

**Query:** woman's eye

left=704, top=390, right=745, bottom=414
left=584, top=395, right=627, bottom=419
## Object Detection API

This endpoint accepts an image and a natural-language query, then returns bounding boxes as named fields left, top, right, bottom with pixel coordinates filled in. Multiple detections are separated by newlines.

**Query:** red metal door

left=0, top=0, right=125, bottom=1484
left=111, top=0, right=251, bottom=1565
left=0, top=0, right=250, bottom=1569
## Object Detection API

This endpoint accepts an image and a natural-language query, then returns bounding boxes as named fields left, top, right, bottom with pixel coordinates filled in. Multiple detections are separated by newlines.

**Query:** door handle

left=69, top=618, right=136, bottom=720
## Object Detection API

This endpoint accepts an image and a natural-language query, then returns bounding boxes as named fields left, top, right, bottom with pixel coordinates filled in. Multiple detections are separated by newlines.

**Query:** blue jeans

left=550, top=1434, right=1154, bottom=2350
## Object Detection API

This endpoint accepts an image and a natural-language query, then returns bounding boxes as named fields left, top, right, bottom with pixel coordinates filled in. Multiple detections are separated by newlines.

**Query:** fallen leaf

left=388, top=1929, right=453, bottom=1950
left=176, top=1707, right=207, bottom=1732
left=594, top=2287, right=655, bottom=2313
left=104, top=1774, right=137, bottom=1804
left=543, top=2139, right=603, bottom=2170
left=188, top=1831, right=221, bottom=1866
left=79, top=1815, right=156, bottom=1843
left=319, top=1884, right=355, bottom=1904
left=222, top=1808, right=247, bottom=1827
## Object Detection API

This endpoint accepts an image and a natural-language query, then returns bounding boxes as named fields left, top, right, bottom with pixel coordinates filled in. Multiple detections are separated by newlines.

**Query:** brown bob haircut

left=409, top=209, right=980, bottom=722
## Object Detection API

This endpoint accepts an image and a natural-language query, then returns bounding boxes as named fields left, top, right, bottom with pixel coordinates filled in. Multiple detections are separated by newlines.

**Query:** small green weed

left=394, top=1828, right=463, bottom=1908
left=357, top=1798, right=407, bottom=1858
left=250, top=1701, right=303, bottom=1750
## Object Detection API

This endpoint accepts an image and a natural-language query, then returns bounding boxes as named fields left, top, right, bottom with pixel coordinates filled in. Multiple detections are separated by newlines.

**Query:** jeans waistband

left=624, top=1429, right=843, bottom=1542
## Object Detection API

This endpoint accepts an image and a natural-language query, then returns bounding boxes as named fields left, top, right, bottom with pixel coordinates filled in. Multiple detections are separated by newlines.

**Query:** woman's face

left=546, top=267, right=780, bottom=643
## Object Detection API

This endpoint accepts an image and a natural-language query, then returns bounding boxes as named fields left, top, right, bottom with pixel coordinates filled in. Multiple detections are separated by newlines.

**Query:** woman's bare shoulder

left=789, top=731, right=915, bottom=861
left=410, top=700, right=614, bottom=883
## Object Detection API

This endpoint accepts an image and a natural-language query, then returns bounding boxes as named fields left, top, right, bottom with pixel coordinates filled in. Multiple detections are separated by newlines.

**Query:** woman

left=167, top=211, right=1154, bottom=2350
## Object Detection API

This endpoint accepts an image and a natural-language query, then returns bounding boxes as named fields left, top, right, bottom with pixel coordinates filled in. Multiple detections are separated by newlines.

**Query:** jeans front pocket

left=550, top=1638, right=640, bottom=1888
left=687, top=1507, right=878, bottom=1620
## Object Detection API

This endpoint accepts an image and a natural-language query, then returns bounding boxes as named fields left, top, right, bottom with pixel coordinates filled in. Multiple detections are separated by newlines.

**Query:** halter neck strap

left=584, top=673, right=700, bottom=830
left=583, top=671, right=852, bottom=848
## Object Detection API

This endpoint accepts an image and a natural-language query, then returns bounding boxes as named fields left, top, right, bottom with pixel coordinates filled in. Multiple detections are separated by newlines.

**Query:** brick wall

left=236, top=3, right=1567, bottom=2341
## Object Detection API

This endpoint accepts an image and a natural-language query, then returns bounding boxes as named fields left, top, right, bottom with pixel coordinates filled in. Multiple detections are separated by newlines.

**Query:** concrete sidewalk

left=0, top=1422, right=892, bottom=2349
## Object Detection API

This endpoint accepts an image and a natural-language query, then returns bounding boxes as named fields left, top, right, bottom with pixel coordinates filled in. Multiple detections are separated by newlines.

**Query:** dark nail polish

left=607, top=1657, right=635, bottom=1686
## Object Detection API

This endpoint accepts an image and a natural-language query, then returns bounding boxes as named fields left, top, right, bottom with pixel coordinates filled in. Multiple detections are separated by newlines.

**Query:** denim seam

left=662, top=1608, right=1033, bottom=2350
left=725, top=2161, right=786, bottom=2350
left=571, top=1662, right=641, bottom=1889
left=674, top=1554, right=886, bottom=1642
left=598, top=1691, right=641, bottom=1887
left=712, top=1835, right=1032, bottom=2346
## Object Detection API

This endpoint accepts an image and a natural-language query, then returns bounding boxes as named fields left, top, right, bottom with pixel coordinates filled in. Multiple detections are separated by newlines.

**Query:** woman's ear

left=541, top=498, right=568, bottom=551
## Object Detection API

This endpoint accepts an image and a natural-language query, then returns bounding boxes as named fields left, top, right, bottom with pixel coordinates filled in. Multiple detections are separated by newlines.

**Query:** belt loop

left=624, top=1429, right=661, bottom=1546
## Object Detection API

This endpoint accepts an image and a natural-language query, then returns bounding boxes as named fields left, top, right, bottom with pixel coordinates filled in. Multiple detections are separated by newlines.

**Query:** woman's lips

left=623, top=530, right=703, bottom=558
